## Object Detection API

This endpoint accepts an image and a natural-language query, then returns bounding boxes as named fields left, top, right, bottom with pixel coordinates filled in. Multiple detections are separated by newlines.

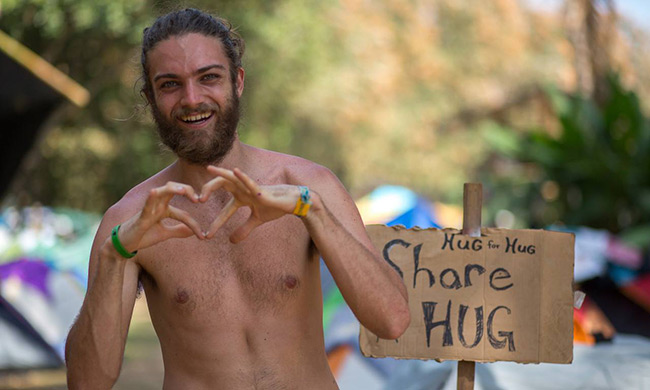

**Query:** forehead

left=147, top=33, right=229, bottom=77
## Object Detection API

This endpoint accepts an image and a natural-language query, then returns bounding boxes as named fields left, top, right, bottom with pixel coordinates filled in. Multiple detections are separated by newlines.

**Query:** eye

left=201, top=73, right=220, bottom=82
left=159, top=80, right=179, bottom=89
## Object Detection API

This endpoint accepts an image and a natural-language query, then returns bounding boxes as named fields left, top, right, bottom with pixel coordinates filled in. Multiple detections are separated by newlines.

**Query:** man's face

left=146, top=33, right=244, bottom=165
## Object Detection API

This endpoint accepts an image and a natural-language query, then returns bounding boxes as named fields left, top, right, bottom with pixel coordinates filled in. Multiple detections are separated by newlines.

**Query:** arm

left=301, top=170, right=410, bottom=339
left=65, top=183, right=203, bottom=389
left=64, top=217, right=140, bottom=390
left=201, top=166, right=410, bottom=339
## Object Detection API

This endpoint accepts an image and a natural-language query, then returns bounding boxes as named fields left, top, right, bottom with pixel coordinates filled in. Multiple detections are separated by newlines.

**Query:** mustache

left=172, top=103, right=220, bottom=117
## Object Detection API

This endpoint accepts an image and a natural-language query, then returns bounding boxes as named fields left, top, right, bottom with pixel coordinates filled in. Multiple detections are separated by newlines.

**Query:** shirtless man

left=65, top=8, right=409, bottom=390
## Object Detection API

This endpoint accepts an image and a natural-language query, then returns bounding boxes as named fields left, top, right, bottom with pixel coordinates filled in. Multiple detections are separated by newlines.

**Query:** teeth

left=180, top=112, right=212, bottom=122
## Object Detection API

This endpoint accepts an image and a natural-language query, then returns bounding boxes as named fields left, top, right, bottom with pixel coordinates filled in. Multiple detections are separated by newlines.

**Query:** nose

left=180, top=82, right=202, bottom=107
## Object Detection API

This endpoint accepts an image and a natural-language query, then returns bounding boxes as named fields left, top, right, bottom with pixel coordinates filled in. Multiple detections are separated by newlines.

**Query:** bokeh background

left=1, top=0, right=649, bottom=389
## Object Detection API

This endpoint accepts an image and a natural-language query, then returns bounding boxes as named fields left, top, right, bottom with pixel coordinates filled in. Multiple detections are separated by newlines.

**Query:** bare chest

left=136, top=211, right=316, bottom=316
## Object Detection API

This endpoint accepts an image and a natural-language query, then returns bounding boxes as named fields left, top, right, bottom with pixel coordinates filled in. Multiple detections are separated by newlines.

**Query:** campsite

left=2, top=0, right=650, bottom=389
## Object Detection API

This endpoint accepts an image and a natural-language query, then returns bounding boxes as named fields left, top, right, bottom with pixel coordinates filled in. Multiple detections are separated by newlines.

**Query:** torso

left=123, top=146, right=338, bottom=389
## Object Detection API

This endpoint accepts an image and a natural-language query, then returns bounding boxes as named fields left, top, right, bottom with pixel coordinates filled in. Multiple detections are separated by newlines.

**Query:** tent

left=324, top=188, right=650, bottom=390
left=0, top=206, right=97, bottom=369
left=323, top=185, right=447, bottom=389
left=0, top=29, right=89, bottom=200
left=381, top=334, right=650, bottom=390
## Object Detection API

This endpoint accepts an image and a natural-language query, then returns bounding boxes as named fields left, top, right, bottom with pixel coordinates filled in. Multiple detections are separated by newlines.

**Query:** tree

left=2, top=0, right=649, bottom=217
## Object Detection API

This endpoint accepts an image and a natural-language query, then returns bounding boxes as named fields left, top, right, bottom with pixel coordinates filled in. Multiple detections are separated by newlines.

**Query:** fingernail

left=203, top=231, right=208, bottom=237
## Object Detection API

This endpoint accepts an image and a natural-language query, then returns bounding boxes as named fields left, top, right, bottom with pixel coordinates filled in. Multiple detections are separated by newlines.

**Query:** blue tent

left=322, top=186, right=439, bottom=389
left=0, top=206, right=97, bottom=369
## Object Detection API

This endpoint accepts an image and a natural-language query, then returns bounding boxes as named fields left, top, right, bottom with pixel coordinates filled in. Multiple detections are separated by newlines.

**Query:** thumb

left=230, top=217, right=263, bottom=244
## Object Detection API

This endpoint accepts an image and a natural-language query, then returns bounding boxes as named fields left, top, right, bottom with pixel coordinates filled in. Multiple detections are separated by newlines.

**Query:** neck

left=171, top=138, right=250, bottom=189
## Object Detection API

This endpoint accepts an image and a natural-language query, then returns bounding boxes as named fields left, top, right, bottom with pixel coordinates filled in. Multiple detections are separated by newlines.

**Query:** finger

left=206, top=165, right=232, bottom=177
left=140, top=190, right=174, bottom=225
left=208, top=166, right=251, bottom=196
left=176, top=183, right=200, bottom=202
left=167, top=206, right=204, bottom=239
left=148, top=182, right=200, bottom=209
left=233, top=168, right=261, bottom=195
left=205, top=198, right=240, bottom=238
left=141, top=183, right=197, bottom=225
left=230, top=216, right=263, bottom=244
left=199, top=177, right=228, bottom=202
left=142, top=188, right=172, bottom=215
left=137, top=223, right=193, bottom=249
left=162, top=223, right=195, bottom=240
left=157, top=181, right=199, bottom=200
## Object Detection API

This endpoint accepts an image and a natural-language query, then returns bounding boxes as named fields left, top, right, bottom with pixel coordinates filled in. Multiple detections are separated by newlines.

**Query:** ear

left=142, top=83, right=155, bottom=106
left=235, top=67, right=245, bottom=98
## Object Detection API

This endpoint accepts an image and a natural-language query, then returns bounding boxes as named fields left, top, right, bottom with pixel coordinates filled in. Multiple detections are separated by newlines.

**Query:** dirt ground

left=0, top=297, right=164, bottom=390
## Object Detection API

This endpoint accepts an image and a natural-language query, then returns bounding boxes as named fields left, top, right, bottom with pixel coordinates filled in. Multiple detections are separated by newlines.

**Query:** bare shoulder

left=286, top=159, right=338, bottom=187
left=248, top=147, right=340, bottom=187
left=251, top=147, right=360, bottom=219
left=260, top=149, right=373, bottom=248
left=106, top=167, right=171, bottom=221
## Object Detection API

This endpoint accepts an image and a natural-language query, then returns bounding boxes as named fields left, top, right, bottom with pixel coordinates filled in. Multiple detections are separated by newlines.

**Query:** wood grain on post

left=457, top=183, right=482, bottom=390
left=462, top=183, right=482, bottom=237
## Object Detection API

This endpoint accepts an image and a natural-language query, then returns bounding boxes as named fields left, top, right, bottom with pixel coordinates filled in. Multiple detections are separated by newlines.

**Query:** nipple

left=175, top=288, right=190, bottom=304
left=284, top=275, right=298, bottom=289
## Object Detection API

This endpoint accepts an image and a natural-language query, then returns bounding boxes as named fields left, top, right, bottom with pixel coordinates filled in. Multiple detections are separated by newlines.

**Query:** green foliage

left=3, top=0, right=649, bottom=227
left=1, top=0, right=164, bottom=211
left=483, top=75, right=650, bottom=247
left=2, top=0, right=349, bottom=212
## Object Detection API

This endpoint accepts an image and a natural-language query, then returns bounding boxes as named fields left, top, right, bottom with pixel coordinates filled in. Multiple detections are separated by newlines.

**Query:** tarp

left=0, top=29, right=89, bottom=200
left=383, top=334, right=650, bottom=390
left=325, top=187, right=650, bottom=390
left=0, top=206, right=98, bottom=369
left=323, top=186, right=443, bottom=388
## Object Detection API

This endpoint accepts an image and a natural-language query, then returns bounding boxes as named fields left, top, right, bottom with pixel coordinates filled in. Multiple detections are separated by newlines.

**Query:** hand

left=199, top=167, right=302, bottom=243
left=117, top=182, right=204, bottom=253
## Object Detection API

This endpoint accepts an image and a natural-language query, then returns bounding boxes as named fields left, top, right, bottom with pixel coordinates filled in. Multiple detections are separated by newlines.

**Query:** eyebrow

left=153, top=64, right=227, bottom=82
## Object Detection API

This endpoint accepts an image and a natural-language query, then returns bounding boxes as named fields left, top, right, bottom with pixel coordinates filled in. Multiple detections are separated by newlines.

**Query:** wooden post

left=457, top=183, right=482, bottom=390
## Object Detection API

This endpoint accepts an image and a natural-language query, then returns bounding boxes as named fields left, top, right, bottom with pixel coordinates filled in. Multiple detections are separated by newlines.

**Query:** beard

left=151, top=92, right=240, bottom=166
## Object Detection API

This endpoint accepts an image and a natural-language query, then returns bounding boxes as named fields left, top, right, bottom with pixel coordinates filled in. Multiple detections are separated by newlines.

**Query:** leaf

left=619, top=224, right=650, bottom=249
left=481, top=121, right=521, bottom=157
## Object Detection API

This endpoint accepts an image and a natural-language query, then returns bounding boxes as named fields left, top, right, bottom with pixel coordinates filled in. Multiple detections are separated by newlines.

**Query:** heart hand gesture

left=116, top=182, right=204, bottom=255
left=200, top=167, right=304, bottom=243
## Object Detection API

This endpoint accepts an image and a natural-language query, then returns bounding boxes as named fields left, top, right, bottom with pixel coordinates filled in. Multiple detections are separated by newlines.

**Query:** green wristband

left=111, top=224, right=137, bottom=259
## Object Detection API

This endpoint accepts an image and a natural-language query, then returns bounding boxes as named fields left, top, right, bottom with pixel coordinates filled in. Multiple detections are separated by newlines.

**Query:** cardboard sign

left=360, top=226, right=575, bottom=364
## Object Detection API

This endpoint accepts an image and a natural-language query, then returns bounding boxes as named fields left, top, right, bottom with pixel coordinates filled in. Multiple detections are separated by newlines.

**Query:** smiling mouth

left=179, top=112, right=214, bottom=124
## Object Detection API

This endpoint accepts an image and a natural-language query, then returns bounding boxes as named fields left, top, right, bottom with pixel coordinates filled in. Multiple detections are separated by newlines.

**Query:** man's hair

left=140, top=8, right=245, bottom=100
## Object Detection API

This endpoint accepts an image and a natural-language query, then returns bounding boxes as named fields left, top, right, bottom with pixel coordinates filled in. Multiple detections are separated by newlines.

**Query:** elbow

left=388, top=304, right=411, bottom=339
left=65, top=342, right=120, bottom=390
left=374, top=303, right=411, bottom=340
left=66, top=367, right=118, bottom=390
left=387, top=289, right=411, bottom=339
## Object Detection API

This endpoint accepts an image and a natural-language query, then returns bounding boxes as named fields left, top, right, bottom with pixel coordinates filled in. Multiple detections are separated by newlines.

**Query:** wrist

left=100, top=238, right=131, bottom=263
left=300, top=190, right=324, bottom=225
left=111, top=224, right=138, bottom=259
left=292, top=186, right=312, bottom=217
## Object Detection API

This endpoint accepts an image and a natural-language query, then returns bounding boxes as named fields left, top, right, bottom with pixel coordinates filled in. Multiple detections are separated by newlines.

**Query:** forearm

left=302, top=192, right=410, bottom=339
left=197, top=167, right=410, bottom=337
left=65, top=241, right=131, bottom=389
